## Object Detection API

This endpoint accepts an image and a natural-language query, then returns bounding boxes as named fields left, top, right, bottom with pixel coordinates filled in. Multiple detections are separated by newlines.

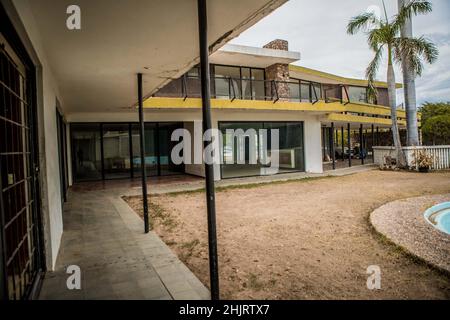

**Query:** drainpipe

left=137, top=73, right=150, bottom=233
left=197, top=0, right=220, bottom=300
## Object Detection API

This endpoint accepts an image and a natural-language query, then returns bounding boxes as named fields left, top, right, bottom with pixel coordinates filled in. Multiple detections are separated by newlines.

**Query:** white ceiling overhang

left=210, top=43, right=300, bottom=68
left=14, top=0, right=287, bottom=113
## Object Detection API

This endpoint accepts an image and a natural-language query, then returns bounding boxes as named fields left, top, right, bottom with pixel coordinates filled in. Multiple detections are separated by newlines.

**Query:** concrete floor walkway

left=39, top=164, right=376, bottom=300
left=39, top=186, right=210, bottom=300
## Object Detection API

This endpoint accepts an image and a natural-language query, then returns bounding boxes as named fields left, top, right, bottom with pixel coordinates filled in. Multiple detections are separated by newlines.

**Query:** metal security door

left=1, top=30, right=43, bottom=300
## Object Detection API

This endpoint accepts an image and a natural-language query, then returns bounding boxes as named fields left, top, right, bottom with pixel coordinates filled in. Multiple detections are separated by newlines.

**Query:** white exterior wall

left=183, top=121, right=205, bottom=177
left=303, top=120, right=323, bottom=173
left=9, top=0, right=65, bottom=270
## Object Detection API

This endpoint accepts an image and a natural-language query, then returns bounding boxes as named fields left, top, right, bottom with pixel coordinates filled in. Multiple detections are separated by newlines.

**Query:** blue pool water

left=424, top=202, right=450, bottom=235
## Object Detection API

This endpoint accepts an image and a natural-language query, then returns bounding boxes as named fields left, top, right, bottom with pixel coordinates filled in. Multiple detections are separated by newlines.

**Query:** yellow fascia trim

left=327, top=113, right=406, bottom=126
left=144, top=97, right=406, bottom=118
left=289, top=65, right=403, bottom=89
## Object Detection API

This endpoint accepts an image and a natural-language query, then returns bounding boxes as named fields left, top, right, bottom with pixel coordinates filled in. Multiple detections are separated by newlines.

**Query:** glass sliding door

left=220, top=122, right=305, bottom=179
left=71, top=124, right=102, bottom=181
left=71, top=122, right=187, bottom=182
left=158, top=123, right=185, bottom=175
left=102, top=124, right=131, bottom=179
left=220, top=122, right=264, bottom=179
left=131, top=123, right=158, bottom=177
left=265, top=122, right=305, bottom=173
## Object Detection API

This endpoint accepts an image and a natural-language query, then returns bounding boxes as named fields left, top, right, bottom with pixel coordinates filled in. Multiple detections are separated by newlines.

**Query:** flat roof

left=210, top=43, right=300, bottom=68
left=290, top=65, right=402, bottom=89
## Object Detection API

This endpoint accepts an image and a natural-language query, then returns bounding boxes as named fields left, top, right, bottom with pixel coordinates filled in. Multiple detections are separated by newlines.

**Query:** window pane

left=242, top=79, right=252, bottom=100
left=220, top=122, right=263, bottom=178
left=214, top=65, right=241, bottom=79
left=251, top=69, right=264, bottom=80
left=348, top=86, right=368, bottom=103
left=312, top=83, right=322, bottom=100
left=241, top=67, right=250, bottom=79
left=131, top=123, right=158, bottom=177
left=214, top=77, right=230, bottom=99
left=103, top=124, right=130, bottom=179
left=158, top=123, right=185, bottom=175
left=289, top=82, right=300, bottom=102
left=71, top=124, right=102, bottom=181
left=214, top=66, right=241, bottom=99
left=301, top=83, right=310, bottom=102
left=220, top=122, right=304, bottom=178
left=187, top=66, right=199, bottom=77
left=265, top=122, right=304, bottom=173
left=252, top=81, right=265, bottom=100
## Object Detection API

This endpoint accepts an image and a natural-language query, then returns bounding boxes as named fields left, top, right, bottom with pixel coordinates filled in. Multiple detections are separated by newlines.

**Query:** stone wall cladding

left=263, top=39, right=289, bottom=51
left=263, top=39, right=290, bottom=100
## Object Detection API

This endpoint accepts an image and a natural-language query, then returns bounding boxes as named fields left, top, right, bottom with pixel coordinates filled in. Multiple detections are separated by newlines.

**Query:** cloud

left=230, top=0, right=450, bottom=105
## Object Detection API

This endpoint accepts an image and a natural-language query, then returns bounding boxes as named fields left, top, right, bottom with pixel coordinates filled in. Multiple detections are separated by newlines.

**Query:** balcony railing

left=153, top=76, right=343, bottom=104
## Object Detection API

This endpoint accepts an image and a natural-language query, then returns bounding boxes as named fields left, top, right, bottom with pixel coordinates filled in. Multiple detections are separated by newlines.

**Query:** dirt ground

left=124, top=170, right=450, bottom=299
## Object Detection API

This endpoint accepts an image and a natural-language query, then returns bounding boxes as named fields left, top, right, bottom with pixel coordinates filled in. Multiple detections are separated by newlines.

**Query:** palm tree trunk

left=387, top=45, right=407, bottom=167
left=398, top=0, right=420, bottom=146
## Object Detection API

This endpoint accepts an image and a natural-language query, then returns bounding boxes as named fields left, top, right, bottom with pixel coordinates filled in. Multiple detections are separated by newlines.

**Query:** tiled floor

left=39, top=182, right=209, bottom=300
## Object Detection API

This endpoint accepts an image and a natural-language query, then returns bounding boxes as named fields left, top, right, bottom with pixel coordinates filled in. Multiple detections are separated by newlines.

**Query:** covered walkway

left=39, top=180, right=209, bottom=300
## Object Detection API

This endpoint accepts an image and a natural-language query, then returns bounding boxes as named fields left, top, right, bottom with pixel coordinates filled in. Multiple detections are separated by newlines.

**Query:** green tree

left=420, top=102, right=450, bottom=145
left=347, top=0, right=438, bottom=167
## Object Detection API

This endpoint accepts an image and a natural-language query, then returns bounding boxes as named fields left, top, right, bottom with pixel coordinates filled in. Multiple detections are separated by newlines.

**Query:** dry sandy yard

left=124, top=170, right=450, bottom=299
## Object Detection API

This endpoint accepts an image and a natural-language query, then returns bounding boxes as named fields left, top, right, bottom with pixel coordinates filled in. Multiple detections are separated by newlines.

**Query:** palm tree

left=347, top=0, right=438, bottom=167
left=398, top=0, right=419, bottom=146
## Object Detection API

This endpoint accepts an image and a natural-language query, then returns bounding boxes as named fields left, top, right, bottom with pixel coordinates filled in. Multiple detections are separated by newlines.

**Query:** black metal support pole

left=341, top=126, right=344, bottom=161
left=198, top=0, right=220, bottom=300
left=348, top=123, right=351, bottom=167
left=138, top=73, right=150, bottom=233
left=360, top=124, right=364, bottom=165
left=330, top=123, right=336, bottom=170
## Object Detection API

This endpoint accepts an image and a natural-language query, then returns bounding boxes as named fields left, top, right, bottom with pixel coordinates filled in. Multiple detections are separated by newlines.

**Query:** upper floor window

left=289, top=78, right=322, bottom=102
left=348, top=86, right=368, bottom=103
left=212, top=65, right=265, bottom=100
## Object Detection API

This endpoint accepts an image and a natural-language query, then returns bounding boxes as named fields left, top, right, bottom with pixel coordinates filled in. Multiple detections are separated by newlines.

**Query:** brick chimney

left=263, top=39, right=290, bottom=100
left=263, top=39, right=289, bottom=51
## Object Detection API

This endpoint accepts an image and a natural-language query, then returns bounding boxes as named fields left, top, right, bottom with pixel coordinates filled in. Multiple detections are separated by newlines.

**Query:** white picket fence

left=373, top=146, right=450, bottom=170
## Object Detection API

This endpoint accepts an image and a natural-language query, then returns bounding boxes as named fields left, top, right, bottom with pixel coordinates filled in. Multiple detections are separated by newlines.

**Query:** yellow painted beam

left=326, top=113, right=406, bottom=127
left=144, top=97, right=407, bottom=118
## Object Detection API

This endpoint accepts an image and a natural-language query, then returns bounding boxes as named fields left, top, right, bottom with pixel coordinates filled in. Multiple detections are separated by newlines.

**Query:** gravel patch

left=125, top=170, right=450, bottom=299
left=371, top=194, right=450, bottom=273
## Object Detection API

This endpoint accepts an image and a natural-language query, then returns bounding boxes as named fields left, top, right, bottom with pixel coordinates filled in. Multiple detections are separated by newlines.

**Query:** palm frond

left=365, top=45, right=384, bottom=101
left=347, top=12, right=377, bottom=35
left=394, top=36, right=438, bottom=76
left=394, top=0, right=432, bottom=33
left=367, top=28, right=384, bottom=51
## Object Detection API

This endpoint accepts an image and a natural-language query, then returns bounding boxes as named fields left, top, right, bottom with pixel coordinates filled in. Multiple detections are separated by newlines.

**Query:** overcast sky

left=229, top=0, right=450, bottom=105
